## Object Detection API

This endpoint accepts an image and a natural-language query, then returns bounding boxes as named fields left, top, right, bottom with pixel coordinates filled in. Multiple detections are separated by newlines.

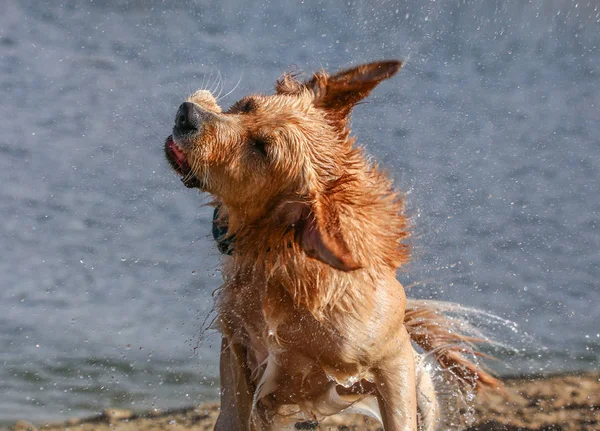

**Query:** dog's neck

left=220, top=163, right=409, bottom=318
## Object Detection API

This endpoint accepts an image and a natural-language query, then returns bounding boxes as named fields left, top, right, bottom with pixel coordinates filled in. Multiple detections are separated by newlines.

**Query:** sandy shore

left=7, top=372, right=598, bottom=431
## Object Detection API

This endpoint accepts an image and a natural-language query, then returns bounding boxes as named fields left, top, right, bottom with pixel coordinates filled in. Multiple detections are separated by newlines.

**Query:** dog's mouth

left=164, top=135, right=201, bottom=188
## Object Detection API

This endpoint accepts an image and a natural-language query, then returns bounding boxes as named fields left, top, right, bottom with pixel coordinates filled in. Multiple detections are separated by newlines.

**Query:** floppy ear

left=278, top=199, right=361, bottom=272
left=309, top=60, right=402, bottom=115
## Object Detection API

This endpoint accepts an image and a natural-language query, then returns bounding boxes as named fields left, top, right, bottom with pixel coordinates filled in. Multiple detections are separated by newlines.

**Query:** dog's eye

left=251, top=138, right=269, bottom=157
left=231, top=98, right=258, bottom=114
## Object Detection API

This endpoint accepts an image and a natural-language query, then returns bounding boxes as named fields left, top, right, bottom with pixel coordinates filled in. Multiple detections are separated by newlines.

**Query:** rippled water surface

left=1, top=0, right=598, bottom=424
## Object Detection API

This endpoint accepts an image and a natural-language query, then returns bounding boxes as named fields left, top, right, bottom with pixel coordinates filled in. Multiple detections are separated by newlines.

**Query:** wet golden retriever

left=164, top=60, right=498, bottom=430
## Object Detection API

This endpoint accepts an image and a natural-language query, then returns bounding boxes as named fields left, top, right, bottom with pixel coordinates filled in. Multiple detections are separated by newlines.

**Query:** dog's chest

left=217, top=279, right=299, bottom=354
left=215, top=275, right=386, bottom=422
left=217, top=279, right=367, bottom=378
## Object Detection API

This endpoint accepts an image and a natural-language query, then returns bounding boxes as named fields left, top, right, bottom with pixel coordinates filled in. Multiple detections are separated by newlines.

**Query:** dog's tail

left=404, top=299, right=502, bottom=390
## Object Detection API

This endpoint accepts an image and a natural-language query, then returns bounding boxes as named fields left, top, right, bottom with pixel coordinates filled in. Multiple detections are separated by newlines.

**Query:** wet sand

left=7, top=372, right=598, bottom=431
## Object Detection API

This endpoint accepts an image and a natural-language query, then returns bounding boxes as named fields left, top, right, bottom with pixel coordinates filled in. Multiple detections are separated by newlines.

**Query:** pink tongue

left=169, top=140, right=187, bottom=166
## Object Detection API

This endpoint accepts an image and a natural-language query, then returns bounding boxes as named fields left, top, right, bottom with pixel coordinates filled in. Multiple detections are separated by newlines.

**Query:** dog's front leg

left=215, top=337, right=255, bottom=431
left=373, top=327, right=418, bottom=431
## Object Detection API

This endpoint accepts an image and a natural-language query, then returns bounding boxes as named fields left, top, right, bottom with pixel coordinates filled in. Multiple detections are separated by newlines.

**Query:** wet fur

left=165, top=61, right=498, bottom=430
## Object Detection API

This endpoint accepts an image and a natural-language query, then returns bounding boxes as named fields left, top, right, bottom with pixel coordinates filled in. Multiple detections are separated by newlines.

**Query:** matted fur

left=405, top=300, right=500, bottom=389
left=227, top=159, right=409, bottom=319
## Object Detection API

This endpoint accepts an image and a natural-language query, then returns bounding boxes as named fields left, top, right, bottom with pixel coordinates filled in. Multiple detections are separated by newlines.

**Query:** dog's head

left=165, top=61, right=402, bottom=271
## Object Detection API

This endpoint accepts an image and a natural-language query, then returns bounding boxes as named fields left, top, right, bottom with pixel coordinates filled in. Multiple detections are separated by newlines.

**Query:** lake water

left=1, top=0, right=598, bottom=424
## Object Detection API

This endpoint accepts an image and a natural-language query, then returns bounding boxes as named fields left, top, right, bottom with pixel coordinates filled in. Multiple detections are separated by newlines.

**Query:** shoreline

left=6, top=371, right=598, bottom=431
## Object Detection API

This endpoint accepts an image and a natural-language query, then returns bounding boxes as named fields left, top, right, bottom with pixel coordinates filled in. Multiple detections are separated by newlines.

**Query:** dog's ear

left=309, top=60, right=402, bottom=115
left=278, top=199, right=362, bottom=272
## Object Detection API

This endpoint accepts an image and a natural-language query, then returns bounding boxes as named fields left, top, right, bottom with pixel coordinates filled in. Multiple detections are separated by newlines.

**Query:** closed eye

left=252, top=138, right=269, bottom=157
left=229, top=97, right=258, bottom=114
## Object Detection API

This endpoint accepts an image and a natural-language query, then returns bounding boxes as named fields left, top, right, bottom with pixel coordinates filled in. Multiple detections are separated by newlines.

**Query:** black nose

left=175, top=102, right=203, bottom=133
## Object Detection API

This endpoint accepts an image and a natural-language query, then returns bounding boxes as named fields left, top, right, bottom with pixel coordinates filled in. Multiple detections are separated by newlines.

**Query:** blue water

left=1, top=0, right=598, bottom=424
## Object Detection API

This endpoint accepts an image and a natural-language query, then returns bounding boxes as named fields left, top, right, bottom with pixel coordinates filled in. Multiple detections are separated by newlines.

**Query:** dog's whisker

left=208, top=67, right=221, bottom=95
left=199, top=73, right=206, bottom=92
left=204, top=70, right=214, bottom=93
left=218, top=70, right=244, bottom=102
left=214, top=68, right=224, bottom=100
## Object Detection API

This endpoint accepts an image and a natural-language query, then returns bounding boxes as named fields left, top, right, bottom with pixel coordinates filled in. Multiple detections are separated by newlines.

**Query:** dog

left=164, top=60, right=499, bottom=430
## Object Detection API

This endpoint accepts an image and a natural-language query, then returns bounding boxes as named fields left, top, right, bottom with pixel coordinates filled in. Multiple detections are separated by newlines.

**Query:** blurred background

left=1, top=0, right=598, bottom=424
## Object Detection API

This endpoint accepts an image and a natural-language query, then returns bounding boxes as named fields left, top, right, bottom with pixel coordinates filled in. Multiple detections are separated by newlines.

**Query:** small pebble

left=148, top=408, right=163, bottom=417
left=65, top=417, right=80, bottom=426
left=102, top=408, right=133, bottom=422
left=12, top=420, right=37, bottom=431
